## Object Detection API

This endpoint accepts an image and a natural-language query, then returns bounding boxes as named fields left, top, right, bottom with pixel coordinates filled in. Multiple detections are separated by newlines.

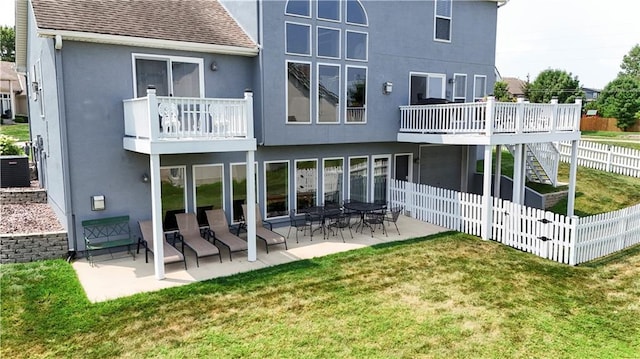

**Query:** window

left=193, top=165, right=224, bottom=225
left=317, top=27, right=340, bottom=59
left=160, top=166, right=187, bottom=231
left=287, top=61, right=312, bottom=123
left=346, top=31, right=367, bottom=61
left=133, top=54, right=203, bottom=97
left=230, top=163, right=258, bottom=223
left=265, top=161, right=289, bottom=218
left=410, top=73, right=446, bottom=105
left=372, top=155, right=390, bottom=204
left=286, top=0, right=310, bottom=17
left=285, top=22, right=311, bottom=56
left=434, top=0, right=452, bottom=42
left=346, top=0, right=368, bottom=26
left=295, top=159, right=318, bottom=212
left=474, top=75, right=487, bottom=101
left=452, top=73, right=467, bottom=103
left=349, top=156, right=368, bottom=202
left=323, top=158, right=344, bottom=206
left=317, top=0, right=340, bottom=22
left=317, top=64, right=340, bottom=123
left=346, top=66, right=367, bottom=123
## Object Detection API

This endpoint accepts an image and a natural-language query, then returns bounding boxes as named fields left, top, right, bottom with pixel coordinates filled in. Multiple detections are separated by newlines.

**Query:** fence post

left=606, top=145, right=613, bottom=172
left=569, top=215, right=578, bottom=266
left=485, top=96, right=495, bottom=136
left=406, top=181, right=414, bottom=218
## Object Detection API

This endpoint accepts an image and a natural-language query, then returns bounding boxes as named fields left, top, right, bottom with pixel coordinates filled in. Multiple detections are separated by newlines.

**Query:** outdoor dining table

left=343, top=201, right=386, bottom=232
left=300, top=205, right=343, bottom=238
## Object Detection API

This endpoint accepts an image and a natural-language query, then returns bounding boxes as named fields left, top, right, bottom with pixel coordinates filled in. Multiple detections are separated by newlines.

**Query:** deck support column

left=481, top=145, right=493, bottom=240
left=567, top=140, right=579, bottom=216
left=150, top=153, right=165, bottom=280
left=246, top=150, right=257, bottom=262
left=494, top=145, right=502, bottom=197
left=512, top=144, right=524, bottom=204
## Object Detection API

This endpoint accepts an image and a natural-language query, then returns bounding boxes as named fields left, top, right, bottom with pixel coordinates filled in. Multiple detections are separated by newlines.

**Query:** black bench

left=82, top=215, right=136, bottom=266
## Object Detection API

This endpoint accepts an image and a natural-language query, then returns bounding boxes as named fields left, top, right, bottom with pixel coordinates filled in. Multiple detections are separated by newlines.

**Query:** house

left=582, top=87, right=601, bottom=102
left=501, top=76, right=526, bottom=99
left=15, top=0, right=581, bottom=280
left=0, top=61, right=28, bottom=120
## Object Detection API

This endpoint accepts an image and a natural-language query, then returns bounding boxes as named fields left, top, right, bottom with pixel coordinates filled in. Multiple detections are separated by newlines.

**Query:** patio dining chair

left=175, top=212, right=221, bottom=267
left=241, top=204, right=288, bottom=253
left=362, top=209, right=387, bottom=237
left=287, top=209, right=312, bottom=243
left=326, top=210, right=352, bottom=242
left=137, top=220, right=187, bottom=269
left=384, top=205, right=403, bottom=235
left=205, top=209, right=248, bottom=261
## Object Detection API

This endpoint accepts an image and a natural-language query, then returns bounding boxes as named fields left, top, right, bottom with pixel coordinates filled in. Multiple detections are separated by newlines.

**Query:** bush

left=14, top=115, right=28, bottom=123
left=0, top=134, right=24, bottom=155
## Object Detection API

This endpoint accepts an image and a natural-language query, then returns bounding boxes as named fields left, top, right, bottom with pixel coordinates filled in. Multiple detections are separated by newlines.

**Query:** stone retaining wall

left=0, top=232, right=68, bottom=264
left=0, top=187, right=47, bottom=204
left=542, top=191, right=569, bottom=210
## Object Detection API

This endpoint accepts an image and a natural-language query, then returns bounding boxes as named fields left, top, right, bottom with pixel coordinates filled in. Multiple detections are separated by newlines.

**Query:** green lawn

left=2, top=232, right=639, bottom=358
left=581, top=130, right=640, bottom=139
left=0, top=123, right=30, bottom=142
left=478, top=151, right=640, bottom=216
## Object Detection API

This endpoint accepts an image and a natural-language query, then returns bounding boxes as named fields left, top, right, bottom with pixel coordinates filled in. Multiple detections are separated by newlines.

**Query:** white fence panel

left=558, top=140, right=640, bottom=178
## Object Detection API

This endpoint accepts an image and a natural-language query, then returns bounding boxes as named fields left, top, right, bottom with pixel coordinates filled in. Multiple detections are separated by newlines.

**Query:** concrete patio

left=73, top=215, right=447, bottom=302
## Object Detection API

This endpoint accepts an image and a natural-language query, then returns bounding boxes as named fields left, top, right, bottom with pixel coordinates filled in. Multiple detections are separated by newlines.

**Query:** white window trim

left=408, top=72, right=447, bottom=104
left=345, top=0, right=369, bottom=27
left=285, top=21, right=312, bottom=57
left=371, top=154, right=391, bottom=203
left=263, top=160, right=290, bottom=220
left=160, top=165, right=188, bottom=215
left=131, top=53, right=205, bottom=98
left=345, top=30, right=369, bottom=62
left=192, top=164, right=225, bottom=213
left=474, top=75, right=487, bottom=101
left=433, top=0, right=452, bottom=43
left=294, top=159, right=319, bottom=212
left=393, top=153, right=414, bottom=182
left=316, top=62, right=341, bottom=124
left=316, top=0, right=342, bottom=23
left=452, top=73, right=467, bottom=102
left=229, top=162, right=259, bottom=225
left=35, top=60, right=44, bottom=118
left=347, top=155, right=369, bottom=202
left=286, top=60, right=313, bottom=124
left=284, top=0, right=311, bottom=18
left=316, top=26, right=341, bottom=60
left=345, top=65, right=368, bottom=124
left=322, top=157, right=345, bottom=206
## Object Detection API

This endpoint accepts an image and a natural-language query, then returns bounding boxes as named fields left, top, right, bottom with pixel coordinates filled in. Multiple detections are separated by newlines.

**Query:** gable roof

left=502, top=77, right=526, bottom=97
left=0, top=62, right=26, bottom=93
left=30, top=0, right=257, bottom=53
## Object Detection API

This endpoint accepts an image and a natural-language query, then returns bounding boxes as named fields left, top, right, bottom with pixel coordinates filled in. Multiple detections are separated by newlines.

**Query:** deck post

left=515, top=97, right=524, bottom=134
left=494, top=145, right=502, bottom=197
left=512, top=144, right=523, bottom=204
left=481, top=145, right=493, bottom=240
left=246, top=151, right=257, bottom=262
left=574, top=98, right=582, bottom=132
left=567, top=140, right=579, bottom=216
left=550, top=97, right=558, bottom=132
left=150, top=153, right=165, bottom=280
left=485, top=96, right=495, bottom=136
left=147, top=87, right=160, bottom=140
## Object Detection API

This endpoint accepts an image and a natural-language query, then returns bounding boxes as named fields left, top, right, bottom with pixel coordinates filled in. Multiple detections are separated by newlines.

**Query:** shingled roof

left=30, top=0, right=256, bottom=50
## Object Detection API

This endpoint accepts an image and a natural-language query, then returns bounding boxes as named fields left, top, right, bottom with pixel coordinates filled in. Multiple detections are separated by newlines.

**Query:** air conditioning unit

left=1, top=155, right=30, bottom=188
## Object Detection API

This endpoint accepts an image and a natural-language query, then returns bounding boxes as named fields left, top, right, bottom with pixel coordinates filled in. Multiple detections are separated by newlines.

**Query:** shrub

left=14, top=115, right=29, bottom=123
left=0, top=134, right=24, bottom=155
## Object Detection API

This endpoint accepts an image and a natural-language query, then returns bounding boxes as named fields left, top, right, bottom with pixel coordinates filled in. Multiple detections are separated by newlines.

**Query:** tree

left=619, top=44, right=640, bottom=79
left=525, top=69, right=584, bottom=104
left=493, top=81, right=513, bottom=102
left=0, top=26, right=15, bottom=62
left=598, top=75, right=640, bottom=131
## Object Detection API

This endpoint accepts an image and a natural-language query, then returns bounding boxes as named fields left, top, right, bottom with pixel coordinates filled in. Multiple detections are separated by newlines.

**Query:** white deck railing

left=399, top=97, right=582, bottom=136
left=123, top=89, right=253, bottom=141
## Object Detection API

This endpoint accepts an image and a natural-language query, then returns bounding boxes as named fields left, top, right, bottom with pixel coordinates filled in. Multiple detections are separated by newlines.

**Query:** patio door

left=409, top=72, right=446, bottom=105
left=133, top=54, right=204, bottom=98
left=394, top=153, right=413, bottom=182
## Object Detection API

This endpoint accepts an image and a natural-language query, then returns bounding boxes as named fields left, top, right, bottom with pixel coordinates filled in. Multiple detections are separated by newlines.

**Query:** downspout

left=258, top=0, right=266, bottom=146
left=53, top=36, right=77, bottom=260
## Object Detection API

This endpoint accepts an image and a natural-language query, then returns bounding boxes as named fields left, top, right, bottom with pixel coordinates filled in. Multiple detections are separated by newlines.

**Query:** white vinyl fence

left=389, top=179, right=640, bottom=265
left=557, top=140, right=640, bottom=178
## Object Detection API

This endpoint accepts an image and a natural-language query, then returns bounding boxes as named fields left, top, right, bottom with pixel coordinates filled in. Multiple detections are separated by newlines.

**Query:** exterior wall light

left=141, top=173, right=149, bottom=183
left=91, top=195, right=106, bottom=211
left=383, top=81, right=393, bottom=94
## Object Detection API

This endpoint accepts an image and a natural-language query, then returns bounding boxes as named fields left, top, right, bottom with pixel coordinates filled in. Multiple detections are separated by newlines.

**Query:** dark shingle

left=31, top=0, right=256, bottom=49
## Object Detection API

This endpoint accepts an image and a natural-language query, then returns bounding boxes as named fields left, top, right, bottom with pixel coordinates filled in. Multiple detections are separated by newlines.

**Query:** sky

left=1, top=0, right=638, bottom=89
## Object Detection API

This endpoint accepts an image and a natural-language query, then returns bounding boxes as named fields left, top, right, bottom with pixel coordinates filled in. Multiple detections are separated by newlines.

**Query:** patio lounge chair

left=205, top=209, right=248, bottom=261
left=137, top=220, right=187, bottom=269
left=175, top=213, right=221, bottom=267
left=241, top=204, right=288, bottom=253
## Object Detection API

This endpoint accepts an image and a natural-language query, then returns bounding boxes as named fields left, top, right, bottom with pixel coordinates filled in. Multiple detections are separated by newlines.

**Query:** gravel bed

left=0, top=203, right=64, bottom=234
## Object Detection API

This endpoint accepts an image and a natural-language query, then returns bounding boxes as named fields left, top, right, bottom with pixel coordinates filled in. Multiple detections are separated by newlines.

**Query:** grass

left=581, top=130, right=640, bottom=138
left=2, top=232, right=639, bottom=358
left=478, top=151, right=640, bottom=216
left=0, top=123, right=30, bottom=142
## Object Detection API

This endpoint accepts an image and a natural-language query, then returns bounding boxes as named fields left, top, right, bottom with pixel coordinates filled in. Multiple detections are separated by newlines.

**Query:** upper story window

left=474, top=75, right=487, bottom=101
left=434, top=0, right=452, bottom=42
left=452, top=73, right=467, bottom=102
left=285, top=0, right=368, bottom=124
left=133, top=54, right=203, bottom=98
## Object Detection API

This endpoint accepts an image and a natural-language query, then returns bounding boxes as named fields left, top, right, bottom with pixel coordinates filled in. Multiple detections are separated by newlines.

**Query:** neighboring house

left=501, top=76, right=526, bottom=99
left=582, top=87, right=601, bottom=102
left=16, top=0, right=580, bottom=279
left=0, top=61, right=28, bottom=120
